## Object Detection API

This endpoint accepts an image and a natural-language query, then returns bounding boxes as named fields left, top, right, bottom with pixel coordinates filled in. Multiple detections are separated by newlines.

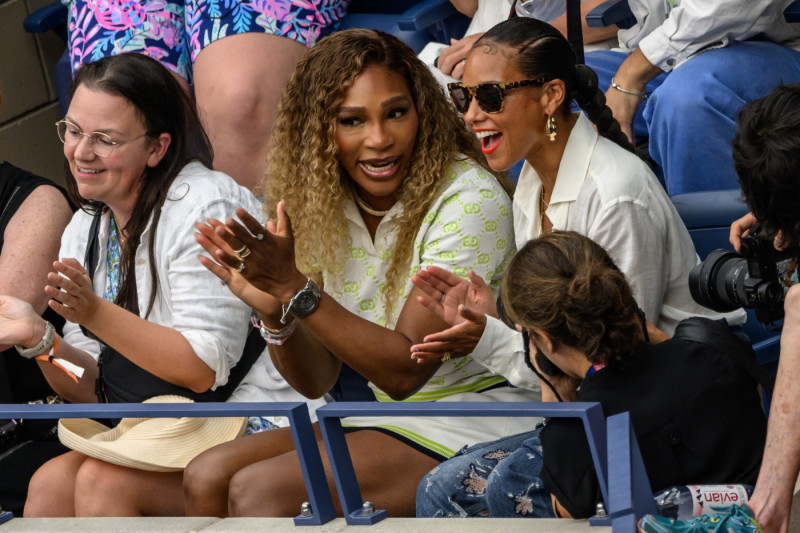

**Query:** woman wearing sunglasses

left=0, top=53, right=319, bottom=517
left=179, top=29, right=542, bottom=517
left=413, top=16, right=744, bottom=517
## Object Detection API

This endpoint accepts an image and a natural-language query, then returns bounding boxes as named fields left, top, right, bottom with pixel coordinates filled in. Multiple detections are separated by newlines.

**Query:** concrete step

left=0, top=517, right=608, bottom=532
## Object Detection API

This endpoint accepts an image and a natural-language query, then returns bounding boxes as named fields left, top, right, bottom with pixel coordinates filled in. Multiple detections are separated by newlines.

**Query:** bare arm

left=197, top=205, right=448, bottom=400
left=46, top=258, right=215, bottom=392
left=0, top=296, right=97, bottom=403
left=0, top=185, right=72, bottom=314
left=748, top=285, right=800, bottom=533
left=450, top=0, right=478, bottom=17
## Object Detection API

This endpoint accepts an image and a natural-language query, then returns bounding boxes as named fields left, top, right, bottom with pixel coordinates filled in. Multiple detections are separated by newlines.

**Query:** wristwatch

left=16, top=320, right=55, bottom=359
left=280, top=278, right=321, bottom=324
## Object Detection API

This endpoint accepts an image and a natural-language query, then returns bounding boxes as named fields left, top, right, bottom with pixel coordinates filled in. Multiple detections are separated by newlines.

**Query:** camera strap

left=674, top=317, right=775, bottom=394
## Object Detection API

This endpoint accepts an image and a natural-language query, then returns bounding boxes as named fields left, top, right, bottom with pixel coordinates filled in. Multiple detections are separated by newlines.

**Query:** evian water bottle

left=653, top=484, right=753, bottom=520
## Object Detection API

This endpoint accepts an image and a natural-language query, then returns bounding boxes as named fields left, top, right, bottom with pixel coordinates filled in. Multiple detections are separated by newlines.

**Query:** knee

left=200, top=79, right=275, bottom=134
left=73, top=459, right=126, bottom=514
left=183, top=451, right=230, bottom=504
left=415, top=466, right=446, bottom=517
left=227, top=468, right=263, bottom=517
left=25, top=463, right=65, bottom=517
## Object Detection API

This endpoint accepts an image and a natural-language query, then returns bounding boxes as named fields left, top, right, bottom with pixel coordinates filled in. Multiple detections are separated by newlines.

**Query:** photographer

left=725, top=84, right=800, bottom=533
left=416, top=232, right=766, bottom=520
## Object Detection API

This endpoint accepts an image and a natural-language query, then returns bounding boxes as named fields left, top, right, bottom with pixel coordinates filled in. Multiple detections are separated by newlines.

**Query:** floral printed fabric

left=103, top=215, right=121, bottom=302
left=63, top=0, right=349, bottom=81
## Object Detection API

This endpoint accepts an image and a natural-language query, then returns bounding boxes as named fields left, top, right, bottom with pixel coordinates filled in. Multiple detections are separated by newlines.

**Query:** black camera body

left=689, top=230, right=800, bottom=327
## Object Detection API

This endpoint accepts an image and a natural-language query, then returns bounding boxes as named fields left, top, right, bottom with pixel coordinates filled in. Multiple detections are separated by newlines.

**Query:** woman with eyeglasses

left=0, top=53, right=319, bottom=517
left=441, top=231, right=763, bottom=521
left=178, top=28, right=541, bottom=517
left=412, top=16, right=744, bottom=518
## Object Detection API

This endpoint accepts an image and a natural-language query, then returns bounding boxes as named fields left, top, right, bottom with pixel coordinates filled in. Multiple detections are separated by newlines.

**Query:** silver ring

left=439, top=293, right=446, bottom=303
left=234, top=244, right=250, bottom=257
left=256, top=233, right=264, bottom=241
left=236, top=261, right=246, bottom=273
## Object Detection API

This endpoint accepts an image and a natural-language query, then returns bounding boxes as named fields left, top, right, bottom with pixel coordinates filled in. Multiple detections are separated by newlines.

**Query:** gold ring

left=441, top=352, right=451, bottom=362
left=234, top=244, right=250, bottom=258
left=236, top=261, right=246, bottom=273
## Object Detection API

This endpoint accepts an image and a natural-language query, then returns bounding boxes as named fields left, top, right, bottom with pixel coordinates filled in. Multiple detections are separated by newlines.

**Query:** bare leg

left=183, top=425, right=302, bottom=517
left=192, top=33, right=307, bottom=191
left=228, top=429, right=440, bottom=517
left=749, top=287, right=800, bottom=533
left=73, top=458, right=184, bottom=517
left=24, top=451, right=88, bottom=517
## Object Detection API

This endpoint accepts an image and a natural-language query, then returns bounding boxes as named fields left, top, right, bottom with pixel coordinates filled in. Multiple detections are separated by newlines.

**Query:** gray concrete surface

left=0, top=517, right=609, bottom=532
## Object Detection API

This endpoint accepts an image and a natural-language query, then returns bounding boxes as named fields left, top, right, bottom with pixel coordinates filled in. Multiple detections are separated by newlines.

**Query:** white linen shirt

left=470, top=113, right=746, bottom=388
left=518, top=0, right=800, bottom=71
left=59, top=161, right=324, bottom=411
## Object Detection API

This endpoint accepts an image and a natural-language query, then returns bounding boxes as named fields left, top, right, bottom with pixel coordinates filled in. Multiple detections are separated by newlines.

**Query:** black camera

left=689, top=229, right=800, bottom=327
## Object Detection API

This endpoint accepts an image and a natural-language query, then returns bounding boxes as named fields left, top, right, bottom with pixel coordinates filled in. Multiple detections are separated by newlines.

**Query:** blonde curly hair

left=263, top=29, right=509, bottom=317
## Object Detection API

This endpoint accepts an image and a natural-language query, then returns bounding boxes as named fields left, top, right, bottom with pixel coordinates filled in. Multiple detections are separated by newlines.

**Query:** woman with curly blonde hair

left=186, top=28, right=541, bottom=517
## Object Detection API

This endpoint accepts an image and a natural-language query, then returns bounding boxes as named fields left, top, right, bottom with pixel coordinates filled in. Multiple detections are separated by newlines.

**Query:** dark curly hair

left=475, top=17, right=635, bottom=154
left=501, top=231, right=642, bottom=367
left=733, top=83, right=800, bottom=245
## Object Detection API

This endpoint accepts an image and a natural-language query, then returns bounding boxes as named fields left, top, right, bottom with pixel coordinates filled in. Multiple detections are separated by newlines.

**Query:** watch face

left=294, top=292, right=318, bottom=315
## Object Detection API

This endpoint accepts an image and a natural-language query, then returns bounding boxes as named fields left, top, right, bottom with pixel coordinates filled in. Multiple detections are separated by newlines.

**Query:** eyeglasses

left=447, top=77, right=552, bottom=114
left=55, top=119, right=147, bottom=157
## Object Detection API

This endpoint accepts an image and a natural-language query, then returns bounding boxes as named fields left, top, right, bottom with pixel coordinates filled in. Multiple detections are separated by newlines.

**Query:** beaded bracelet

left=610, top=78, right=648, bottom=101
left=251, top=315, right=298, bottom=346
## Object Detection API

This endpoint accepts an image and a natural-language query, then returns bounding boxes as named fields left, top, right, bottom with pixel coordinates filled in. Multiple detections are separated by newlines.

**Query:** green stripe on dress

left=372, top=375, right=508, bottom=402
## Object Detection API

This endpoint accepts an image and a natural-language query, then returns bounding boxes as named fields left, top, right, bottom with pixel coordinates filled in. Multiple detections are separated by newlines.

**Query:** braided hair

left=475, top=17, right=635, bottom=154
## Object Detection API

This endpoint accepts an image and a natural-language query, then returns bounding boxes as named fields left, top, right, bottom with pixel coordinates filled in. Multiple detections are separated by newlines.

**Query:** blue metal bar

left=317, top=401, right=609, bottom=526
left=0, top=402, right=335, bottom=526
left=604, top=412, right=655, bottom=528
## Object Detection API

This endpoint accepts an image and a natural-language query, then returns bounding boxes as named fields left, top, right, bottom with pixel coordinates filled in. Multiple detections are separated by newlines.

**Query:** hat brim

left=58, top=396, right=247, bottom=472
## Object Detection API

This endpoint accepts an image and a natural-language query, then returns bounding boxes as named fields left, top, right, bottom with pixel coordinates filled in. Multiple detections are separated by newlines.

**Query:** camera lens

left=689, top=249, right=750, bottom=312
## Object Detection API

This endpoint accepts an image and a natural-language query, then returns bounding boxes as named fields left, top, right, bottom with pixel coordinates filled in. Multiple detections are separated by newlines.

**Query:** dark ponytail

left=476, top=17, right=637, bottom=155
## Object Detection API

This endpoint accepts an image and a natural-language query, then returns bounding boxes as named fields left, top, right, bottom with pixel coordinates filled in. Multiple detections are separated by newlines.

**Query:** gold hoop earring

left=546, top=115, right=558, bottom=142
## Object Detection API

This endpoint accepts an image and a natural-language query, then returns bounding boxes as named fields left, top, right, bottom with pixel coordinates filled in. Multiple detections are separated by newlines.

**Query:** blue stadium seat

left=671, top=190, right=781, bottom=412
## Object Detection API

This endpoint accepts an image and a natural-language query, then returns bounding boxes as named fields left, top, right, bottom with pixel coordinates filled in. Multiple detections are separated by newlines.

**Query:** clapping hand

left=0, top=295, right=42, bottom=351
left=45, top=258, right=102, bottom=325
left=195, top=201, right=306, bottom=316
left=409, top=267, right=496, bottom=363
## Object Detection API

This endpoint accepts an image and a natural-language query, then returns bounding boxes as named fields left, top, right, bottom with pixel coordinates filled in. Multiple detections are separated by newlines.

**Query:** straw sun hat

left=58, top=395, right=247, bottom=472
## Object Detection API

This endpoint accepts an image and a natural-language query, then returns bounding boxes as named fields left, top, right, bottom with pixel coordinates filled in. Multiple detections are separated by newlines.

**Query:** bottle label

left=687, top=485, right=750, bottom=516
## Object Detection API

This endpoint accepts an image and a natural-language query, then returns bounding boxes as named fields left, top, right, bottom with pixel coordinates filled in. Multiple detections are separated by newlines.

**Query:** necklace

left=353, top=189, right=391, bottom=217
left=538, top=187, right=550, bottom=237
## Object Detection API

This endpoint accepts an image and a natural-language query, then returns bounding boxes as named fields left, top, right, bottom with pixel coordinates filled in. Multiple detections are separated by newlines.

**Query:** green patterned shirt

left=324, top=158, right=516, bottom=402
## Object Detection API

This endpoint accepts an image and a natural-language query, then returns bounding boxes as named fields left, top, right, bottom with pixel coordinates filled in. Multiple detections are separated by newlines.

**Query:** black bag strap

left=566, top=0, right=585, bottom=64
left=674, top=317, right=775, bottom=394
left=82, top=213, right=264, bottom=402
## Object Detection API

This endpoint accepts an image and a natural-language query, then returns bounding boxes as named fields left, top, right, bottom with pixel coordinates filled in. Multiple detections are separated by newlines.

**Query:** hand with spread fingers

left=196, top=200, right=306, bottom=319
left=44, top=258, right=103, bottom=325
left=411, top=266, right=497, bottom=325
left=410, top=266, right=496, bottom=363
